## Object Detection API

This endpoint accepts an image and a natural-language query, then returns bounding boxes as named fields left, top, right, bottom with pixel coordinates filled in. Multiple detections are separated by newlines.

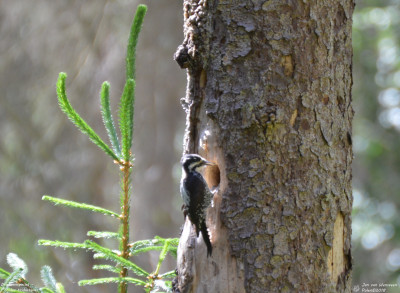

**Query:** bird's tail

left=200, top=221, right=212, bottom=257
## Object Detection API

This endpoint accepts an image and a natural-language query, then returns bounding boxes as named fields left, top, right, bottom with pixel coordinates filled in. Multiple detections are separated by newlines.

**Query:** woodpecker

left=180, top=154, right=214, bottom=257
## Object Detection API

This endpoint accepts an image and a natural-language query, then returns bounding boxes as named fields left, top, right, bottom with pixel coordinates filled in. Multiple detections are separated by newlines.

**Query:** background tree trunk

left=175, top=0, right=354, bottom=292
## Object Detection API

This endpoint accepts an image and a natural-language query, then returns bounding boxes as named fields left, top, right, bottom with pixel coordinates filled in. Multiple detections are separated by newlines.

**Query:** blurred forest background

left=0, top=0, right=399, bottom=292
left=352, top=0, right=400, bottom=289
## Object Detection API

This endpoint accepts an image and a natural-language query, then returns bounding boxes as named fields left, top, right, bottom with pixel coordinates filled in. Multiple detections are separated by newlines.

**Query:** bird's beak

left=204, top=160, right=216, bottom=166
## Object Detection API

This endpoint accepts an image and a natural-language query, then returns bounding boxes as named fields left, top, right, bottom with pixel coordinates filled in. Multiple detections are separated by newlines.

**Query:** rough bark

left=175, top=0, right=354, bottom=292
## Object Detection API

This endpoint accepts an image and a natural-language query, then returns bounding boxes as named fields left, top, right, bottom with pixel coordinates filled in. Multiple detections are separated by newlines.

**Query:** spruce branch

left=0, top=267, right=10, bottom=279
left=126, top=5, right=147, bottom=80
left=6, top=254, right=27, bottom=278
left=0, top=270, right=41, bottom=293
left=149, top=279, right=173, bottom=293
left=55, top=282, right=66, bottom=293
left=92, top=265, right=121, bottom=274
left=78, top=277, right=146, bottom=287
left=1, top=269, right=24, bottom=292
left=100, top=81, right=122, bottom=157
left=129, top=240, right=164, bottom=256
left=128, top=237, right=178, bottom=257
left=159, top=270, right=177, bottom=279
left=37, top=240, right=89, bottom=250
left=0, top=255, right=61, bottom=293
left=42, top=195, right=119, bottom=218
left=84, top=240, right=149, bottom=278
left=40, top=266, right=57, bottom=293
left=154, top=241, right=170, bottom=276
left=144, top=237, right=178, bottom=291
left=118, top=79, right=135, bottom=162
left=87, top=231, right=120, bottom=239
left=56, top=72, right=119, bottom=162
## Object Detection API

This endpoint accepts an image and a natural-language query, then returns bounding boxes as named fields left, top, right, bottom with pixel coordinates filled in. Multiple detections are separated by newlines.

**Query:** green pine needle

left=56, top=283, right=66, bottom=293
left=155, top=236, right=179, bottom=258
left=0, top=267, right=10, bottom=279
left=92, top=264, right=121, bottom=274
left=100, top=81, right=122, bottom=158
left=79, top=277, right=146, bottom=287
left=87, top=231, right=120, bottom=239
left=0, top=255, right=46, bottom=293
left=154, top=238, right=178, bottom=276
left=40, top=266, right=57, bottom=293
left=42, top=195, right=119, bottom=218
left=126, top=5, right=147, bottom=80
left=129, top=239, right=164, bottom=256
left=7, top=253, right=27, bottom=278
left=159, top=270, right=177, bottom=279
left=157, top=242, right=169, bottom=269
left=152, top=279, right=173, bottom=292
left=1, top=269, right=24, bottom=292
left=56, top=72, right=119, bottom=161
left=84, top=240, right=149, bottom=277
left=0, top=288, right=26, bottom=293
left=119, top=79, right=135, bottom=161
left=38, top=239, right=88, bottom=250
left=129, top=237, right=179, bottom=258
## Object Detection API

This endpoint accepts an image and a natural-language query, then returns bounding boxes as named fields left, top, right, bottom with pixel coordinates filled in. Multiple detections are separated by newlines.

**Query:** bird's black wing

left=184, top=172, right=211, bottom=236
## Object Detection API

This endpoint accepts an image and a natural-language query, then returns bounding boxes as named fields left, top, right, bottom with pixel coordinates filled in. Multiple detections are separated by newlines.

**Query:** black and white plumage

left=180, top=154, right=214, bottom=257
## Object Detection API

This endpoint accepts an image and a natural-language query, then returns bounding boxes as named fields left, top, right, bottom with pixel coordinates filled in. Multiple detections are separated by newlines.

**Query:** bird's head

left=181, top=154, right=215, bottom=174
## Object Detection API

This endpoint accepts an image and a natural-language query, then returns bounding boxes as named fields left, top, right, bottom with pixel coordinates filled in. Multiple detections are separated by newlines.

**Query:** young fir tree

left=0, top=5, right=179, bottom=293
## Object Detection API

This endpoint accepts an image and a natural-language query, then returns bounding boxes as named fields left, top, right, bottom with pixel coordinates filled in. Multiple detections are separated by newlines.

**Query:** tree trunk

left=175, top=0, right=354, bottom=292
